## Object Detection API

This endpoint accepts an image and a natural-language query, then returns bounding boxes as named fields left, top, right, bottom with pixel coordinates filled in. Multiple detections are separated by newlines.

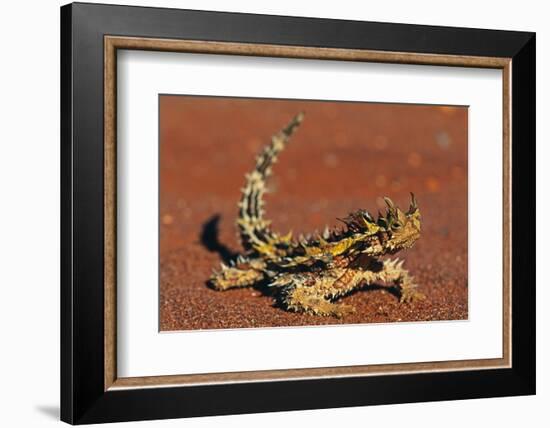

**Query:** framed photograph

left=60, top=2, right=535, bottom=424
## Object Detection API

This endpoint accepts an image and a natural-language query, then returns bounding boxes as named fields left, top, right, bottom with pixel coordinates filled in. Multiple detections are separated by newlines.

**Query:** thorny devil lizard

left=210, top=112, right=424, bottom=317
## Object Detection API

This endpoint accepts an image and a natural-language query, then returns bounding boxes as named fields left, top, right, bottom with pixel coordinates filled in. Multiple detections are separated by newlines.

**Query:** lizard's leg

left=209, top=257, right=265, bottom=290
left=274, top=272, right=356, bottom=318
left=378, top=258, right=424, bottom=303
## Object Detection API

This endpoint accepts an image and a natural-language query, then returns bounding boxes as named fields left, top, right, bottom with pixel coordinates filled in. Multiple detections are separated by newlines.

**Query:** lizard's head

left=340, top=193, right=421, bottom=257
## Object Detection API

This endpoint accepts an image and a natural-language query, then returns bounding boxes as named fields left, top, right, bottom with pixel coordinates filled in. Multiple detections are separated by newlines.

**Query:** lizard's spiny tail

left=237, top=112, right=304, bottom=255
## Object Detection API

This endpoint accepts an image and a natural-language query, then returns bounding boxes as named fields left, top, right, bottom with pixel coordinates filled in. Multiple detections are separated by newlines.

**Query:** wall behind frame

left=0, top=0, right=545, bottom=427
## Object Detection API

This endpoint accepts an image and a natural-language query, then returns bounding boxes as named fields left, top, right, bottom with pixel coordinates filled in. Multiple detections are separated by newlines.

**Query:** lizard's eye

left=391, top=222, right=402, bottom=231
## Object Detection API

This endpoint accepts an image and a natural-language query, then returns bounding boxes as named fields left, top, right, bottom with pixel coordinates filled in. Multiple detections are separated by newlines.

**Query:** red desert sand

left=159, top=96, right=468, bottom=331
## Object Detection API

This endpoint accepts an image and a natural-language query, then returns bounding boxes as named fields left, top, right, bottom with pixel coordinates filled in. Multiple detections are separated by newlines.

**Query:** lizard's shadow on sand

left=200, top=214, right=238, bottom=264
left=200, top=214, right=277, bottom=298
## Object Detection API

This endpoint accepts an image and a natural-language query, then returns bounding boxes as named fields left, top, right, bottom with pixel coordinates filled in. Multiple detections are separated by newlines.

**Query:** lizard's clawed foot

left=306, top=301, right=356, bottom=318
left=210, top=264, right=263, bottom=290
left=398, top=287, right=425, bottom=303
left=330, top=303, right=357, bottom=318
left=283, top=287, right=356, bottom=318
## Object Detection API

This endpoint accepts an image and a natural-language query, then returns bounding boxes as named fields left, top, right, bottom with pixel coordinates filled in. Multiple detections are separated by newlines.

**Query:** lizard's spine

left=237, top=112, right=304, bottom=254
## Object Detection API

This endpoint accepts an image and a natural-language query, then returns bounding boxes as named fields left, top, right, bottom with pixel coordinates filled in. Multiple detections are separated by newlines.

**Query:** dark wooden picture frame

left=61, top=2, right=535, bottom=424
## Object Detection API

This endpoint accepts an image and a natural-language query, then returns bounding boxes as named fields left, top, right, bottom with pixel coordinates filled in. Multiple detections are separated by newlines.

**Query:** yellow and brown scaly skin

left=210, top=113, right=424, bottom=317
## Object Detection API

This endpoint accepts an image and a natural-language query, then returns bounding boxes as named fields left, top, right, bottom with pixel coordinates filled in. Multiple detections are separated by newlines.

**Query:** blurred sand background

left=159, top=95, right=468, bottom=331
